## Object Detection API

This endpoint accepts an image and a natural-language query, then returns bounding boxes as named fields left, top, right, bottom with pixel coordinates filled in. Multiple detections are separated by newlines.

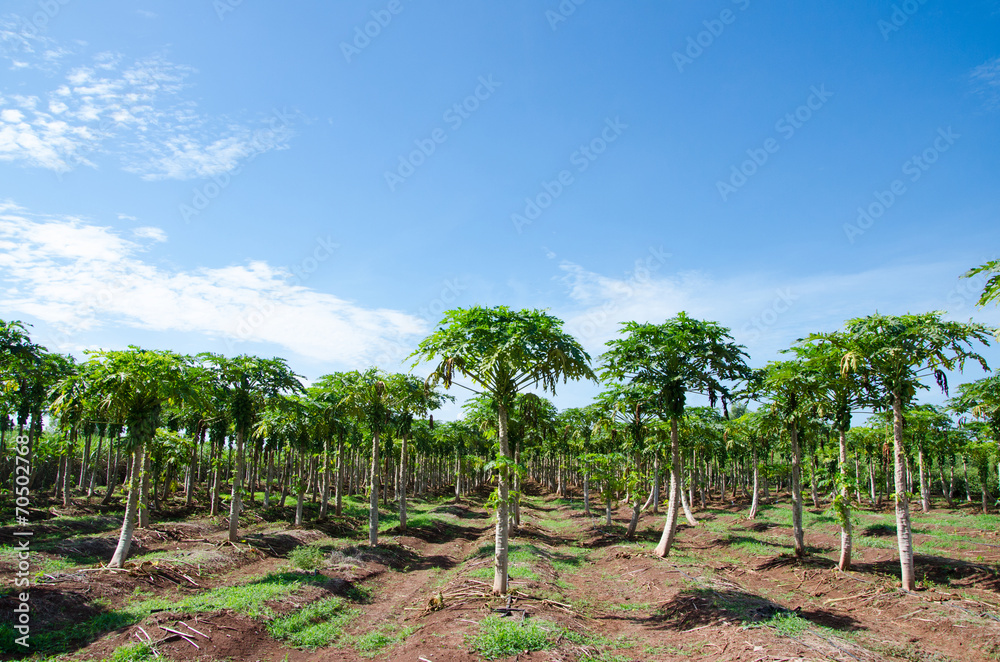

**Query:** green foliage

left=467, top=616, right=559, bottom=659
left=104, top=642, right=156, bottom=662
left=830, top=312, right=993, bottom=405
left=137, top=571, right=332, bottom=619
left=353, top=625, right=416, bottom=656
left=266, top=596, right=356, bottom=648
left=964, top=259, right=1000, bottom=308
left=600, top=313, right=750, bottom=419
left=410, top=305, right=596, bottom=405
left=288, top=544, right=326, bottom=571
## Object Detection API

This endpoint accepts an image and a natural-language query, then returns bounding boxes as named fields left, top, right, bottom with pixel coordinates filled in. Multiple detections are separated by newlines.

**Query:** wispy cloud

left=970, top=56, right=1000, bottom=110
left=0, top=18, right=73, bottom=73
left=0, top=24, right=294, bottom=178
left=0, top=202, right=426, bottom=365
left=553, top=258, right=999, bottom=365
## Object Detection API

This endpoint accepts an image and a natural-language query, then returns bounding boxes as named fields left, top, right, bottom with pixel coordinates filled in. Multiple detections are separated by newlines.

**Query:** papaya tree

left=600, top=314, right=750, bottom=559
left=84, top=347, right=202, bottom=567
left=411, top=306, right=595, bottom=594
left=828, top=312, right=993, bottom=590
left=199, top=354, right=304, bottom=543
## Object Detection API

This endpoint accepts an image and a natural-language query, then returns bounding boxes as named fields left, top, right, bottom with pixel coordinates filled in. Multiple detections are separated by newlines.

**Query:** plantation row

left=2, top=261, right=999, bottom=596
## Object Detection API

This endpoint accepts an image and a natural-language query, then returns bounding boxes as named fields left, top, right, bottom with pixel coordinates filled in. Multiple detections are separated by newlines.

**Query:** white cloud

left=971, top=56, right=1000, bottom=110
left=552, top=257, right=1000, bottom=368
left=0, top=203, right=428, bottom=365
left=132, top=226, right=166, bottom=242
left=0, top=29, right=294, bottom=178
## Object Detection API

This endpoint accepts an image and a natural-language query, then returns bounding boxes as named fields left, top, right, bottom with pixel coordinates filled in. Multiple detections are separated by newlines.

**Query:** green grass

left=137, top=571, right=330, bottom=619
left=467, top=616, right=560, bottom=659
left=579, top=654, right=633, bottom=662
left=103, top=642, right=156, bottom=662
left=267, top=596, right=357, bottom=648
left=288, top=544, right=326, bottom=571
left=0, top=571, right=342, bottom=656
left=764, top=610, right=811, bottom=636
left=353, top=624, right=416, bottom=657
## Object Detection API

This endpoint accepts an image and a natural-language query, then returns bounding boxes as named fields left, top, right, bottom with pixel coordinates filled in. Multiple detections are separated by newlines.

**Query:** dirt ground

left=2, top=483, right=999, bottom=661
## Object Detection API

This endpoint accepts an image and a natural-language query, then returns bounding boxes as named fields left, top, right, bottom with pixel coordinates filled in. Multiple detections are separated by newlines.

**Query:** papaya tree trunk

left=228, top=427, right=245, bottom=543
left=654, top=418, right=682, bottom=557
left=917, top=444, right=930, bottom=513
left=320, top=438, right=330, bottom=518
left=748, top=447, right=760, bottom=520
left=369, top=428, right=380, bottom=546
left=493, top=402, right=511, bottom=595
left=893, top=392, right=916, bottom=591
left=335, top=435, right=344, bottom=517
left=837, top=429, right=853, bottom=571
left=399, top=433, right=408, bottom=530
left=139, top=454, right=151, bottom=528
left=109, top=443, right=144, bottom=568
left=790, top=424, right=805, bottom=557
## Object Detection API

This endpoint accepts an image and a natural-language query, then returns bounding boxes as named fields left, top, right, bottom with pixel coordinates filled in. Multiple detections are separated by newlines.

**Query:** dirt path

left=7, top=489, right=1000, bottom=661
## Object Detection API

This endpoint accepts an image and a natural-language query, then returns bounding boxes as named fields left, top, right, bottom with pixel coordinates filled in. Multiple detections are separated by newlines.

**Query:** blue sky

left=1, top=1, right=998, bottom=418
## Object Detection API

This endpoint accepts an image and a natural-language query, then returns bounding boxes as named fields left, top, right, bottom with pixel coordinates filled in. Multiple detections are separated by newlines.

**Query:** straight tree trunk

left=892, top=392, right=916, bottom=592
left=837, top=429, right=853, bottom=571
left=938, top=462, right=953, bottom=507
left=654, top=418, right=682, bottom=557
left=295, top=453, right=307, bottom=526
left=279, top=449, right=290, bottom=508
left=493, top=403, right=512, bottom=595
left=810, top=453, right=820, bottom=508
left=139, top=454, right=151, bottom=528
left=369, top=428, right=381, bottom=545
left=398, top=433, right=408, bottom=530
left=320, top=438, right=331, bottom=518
left=79, top=432, right=91, bottom=488
left=335, top=435, right=344, bottom=516
left=869, top=457, right=877, bottom=505
left=652, top=454, right=661, bottom=513
left=62, top=446, right=72, bottom=507
left=790, top=425, right=805, bottom=556
left=88, top=434, right=103, bottom=498
left=109, top=443, right=144, bottom=568
left=748, top=447, right=760, bottom=519
left=263, top=449, right=274, bottom=507
left=228, top=428, right=245, bottom=543
left=917, top=445, right=930, bottom=513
